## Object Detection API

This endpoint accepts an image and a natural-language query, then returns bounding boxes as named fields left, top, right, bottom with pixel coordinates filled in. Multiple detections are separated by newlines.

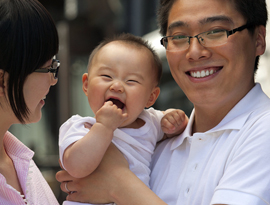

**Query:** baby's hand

left=161, top=109, right=188, bottom=138
left=95, top=101, right=128, bottom=131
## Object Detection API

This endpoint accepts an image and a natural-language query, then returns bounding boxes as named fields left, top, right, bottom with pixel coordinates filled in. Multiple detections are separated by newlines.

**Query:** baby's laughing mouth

left=107, top=98, right=125, bottom=109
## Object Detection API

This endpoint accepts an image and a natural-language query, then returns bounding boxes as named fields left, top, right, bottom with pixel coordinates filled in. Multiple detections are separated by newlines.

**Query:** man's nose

left=186, top=37, right=211, bottom=61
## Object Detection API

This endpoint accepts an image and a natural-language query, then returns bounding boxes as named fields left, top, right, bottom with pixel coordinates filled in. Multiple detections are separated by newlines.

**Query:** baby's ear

left=146, top=87, right=160, bottom=108
left=82, top=73, right=89, bottom=96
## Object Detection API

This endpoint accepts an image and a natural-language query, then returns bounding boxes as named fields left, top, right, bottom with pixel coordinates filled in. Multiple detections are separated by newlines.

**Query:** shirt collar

left=4, top=131, right=34, bottom=161
left=171, top=110, right=194, bottom=150
left=171, top=83, right=270, bottom=150
left=210, top=83, right=270, bottom=132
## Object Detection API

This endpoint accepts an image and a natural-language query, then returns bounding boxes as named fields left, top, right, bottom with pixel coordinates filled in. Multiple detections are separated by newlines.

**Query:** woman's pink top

left=0, top=131, right=59, bottom=205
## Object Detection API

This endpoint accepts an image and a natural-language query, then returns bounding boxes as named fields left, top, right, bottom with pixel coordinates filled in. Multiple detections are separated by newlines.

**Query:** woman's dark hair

left=88, top=33, right=163, bottom=86
left=157, top=0, right=268, bottom=72
left=0, top=0, right=59, bottom=123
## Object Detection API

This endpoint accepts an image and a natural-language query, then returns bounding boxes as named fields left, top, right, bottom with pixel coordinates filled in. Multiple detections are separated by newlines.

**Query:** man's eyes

left=206, top=29, right=226, bottom=35
left=171, top=29, right=226, bottom=39
left=172, top=35, right=187, bottom=40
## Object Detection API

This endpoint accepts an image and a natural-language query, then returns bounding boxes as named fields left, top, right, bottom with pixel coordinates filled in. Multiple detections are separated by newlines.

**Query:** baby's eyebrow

left=128, top=72, right=145, bottom=81
left=97, top=66, right=114, bottom=73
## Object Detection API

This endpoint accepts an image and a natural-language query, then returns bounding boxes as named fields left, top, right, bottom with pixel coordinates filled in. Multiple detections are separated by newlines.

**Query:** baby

left=59, top=33, right=188, bottom=205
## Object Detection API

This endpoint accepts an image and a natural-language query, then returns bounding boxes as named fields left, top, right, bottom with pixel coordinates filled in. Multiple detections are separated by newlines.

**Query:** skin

left=63, top=41, right=188, bottom=178
left=166, top=0, right=266, bottom=134
left=56, top=0, right=266, bottom=204
left=0, top=58, right=58, bottom=194
left=58, top=143, right=167, bottom=204
left=83, top=41, right=160, bottom=129
left=63, top=41, right=160, bottom=178
left=23, top=61, right=59, bottom=123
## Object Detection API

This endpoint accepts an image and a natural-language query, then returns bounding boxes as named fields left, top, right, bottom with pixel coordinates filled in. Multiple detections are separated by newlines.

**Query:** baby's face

left=82, top=41, right=159, bottom=128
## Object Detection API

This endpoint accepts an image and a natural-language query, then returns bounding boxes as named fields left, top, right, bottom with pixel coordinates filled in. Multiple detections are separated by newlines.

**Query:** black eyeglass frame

left=34, top=59, right=60, bottom=79
left=160, top=23, right=253, bottom=49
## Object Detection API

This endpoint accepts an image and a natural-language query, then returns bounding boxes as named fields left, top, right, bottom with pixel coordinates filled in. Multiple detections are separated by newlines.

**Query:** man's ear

left=82, top=73, right=89, bottom=96
left=255, top=25, right=266, bottom=56
left=146, top=87, right=160, bottom=108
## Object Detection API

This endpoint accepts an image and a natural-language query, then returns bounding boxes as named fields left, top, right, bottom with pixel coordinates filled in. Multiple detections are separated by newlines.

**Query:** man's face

left=166, top=0, right=265, bottom=111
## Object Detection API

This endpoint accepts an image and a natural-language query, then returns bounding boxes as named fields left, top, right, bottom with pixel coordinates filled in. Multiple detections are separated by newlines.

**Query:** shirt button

left=194, top=164, right=198, bottom=171
left=185, top=188, right=190, bottom=196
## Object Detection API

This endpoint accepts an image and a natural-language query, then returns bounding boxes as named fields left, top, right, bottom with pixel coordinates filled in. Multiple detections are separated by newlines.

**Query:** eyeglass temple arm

left=160, top=38, right=165, bottom=46
left=227, top=23, right=253, bottom=36
left=48, top=68, right=58, bottom=73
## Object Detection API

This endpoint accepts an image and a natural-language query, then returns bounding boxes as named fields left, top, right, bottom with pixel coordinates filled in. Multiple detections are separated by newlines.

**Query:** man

left=56, top=0, right=270, bottom=204
left=149, top=0, right=270, bottom=204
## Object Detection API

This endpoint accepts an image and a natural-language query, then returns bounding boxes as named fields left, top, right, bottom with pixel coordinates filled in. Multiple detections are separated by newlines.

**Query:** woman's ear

left=146, top=87, right=160, bottom=108
left=82, top=73, right=89, bottom=96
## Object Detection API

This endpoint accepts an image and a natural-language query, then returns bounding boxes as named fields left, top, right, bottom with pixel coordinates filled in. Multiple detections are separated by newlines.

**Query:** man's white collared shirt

left=150, top=83, right=270, bottom=205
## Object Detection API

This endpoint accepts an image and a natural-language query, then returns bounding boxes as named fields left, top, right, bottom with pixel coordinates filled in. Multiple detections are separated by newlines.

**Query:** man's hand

left=56, top=143, right=129, bottom=204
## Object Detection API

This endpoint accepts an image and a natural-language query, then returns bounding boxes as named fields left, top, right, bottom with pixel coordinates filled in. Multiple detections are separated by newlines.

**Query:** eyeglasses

left=34, top=58, right=60, bottom=79
left=160, top=23, right=253, bottom=51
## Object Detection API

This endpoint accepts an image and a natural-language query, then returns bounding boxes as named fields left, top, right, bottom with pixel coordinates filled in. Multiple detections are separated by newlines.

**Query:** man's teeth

left=190, top=69, right=216, bottom=78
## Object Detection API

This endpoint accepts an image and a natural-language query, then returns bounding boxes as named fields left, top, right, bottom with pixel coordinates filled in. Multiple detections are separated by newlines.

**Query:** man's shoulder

left=247, top=102, right=270, bottom=124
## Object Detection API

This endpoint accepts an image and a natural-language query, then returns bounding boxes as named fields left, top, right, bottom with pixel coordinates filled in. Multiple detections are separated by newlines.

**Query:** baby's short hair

left=88, top=33, right=162, bottom=86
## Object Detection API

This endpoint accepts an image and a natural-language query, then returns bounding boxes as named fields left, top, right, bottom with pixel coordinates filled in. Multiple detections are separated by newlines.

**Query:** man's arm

left=56, top=143, right=167, bottom=205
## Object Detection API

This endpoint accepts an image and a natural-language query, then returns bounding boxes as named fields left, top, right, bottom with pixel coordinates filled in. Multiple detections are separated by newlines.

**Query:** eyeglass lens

left=161, top=23, right=251, bottom=51
left=52, top=59, right=60, bottom=78
left=34, top=59, right=60, bottom=79
left=163, top=30, right=228, bottom=51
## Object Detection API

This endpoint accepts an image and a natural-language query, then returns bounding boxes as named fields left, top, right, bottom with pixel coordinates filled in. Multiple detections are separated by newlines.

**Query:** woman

left=0, top=0, right=60, bottom=204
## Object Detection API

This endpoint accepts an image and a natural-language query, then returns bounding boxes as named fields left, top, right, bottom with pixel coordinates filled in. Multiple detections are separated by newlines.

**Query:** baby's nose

left=110, top=81, right=124, bottom=93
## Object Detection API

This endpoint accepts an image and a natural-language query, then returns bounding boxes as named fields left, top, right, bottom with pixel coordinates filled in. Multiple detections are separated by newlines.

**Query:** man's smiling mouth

left=188, top=67, right=222, bottom=78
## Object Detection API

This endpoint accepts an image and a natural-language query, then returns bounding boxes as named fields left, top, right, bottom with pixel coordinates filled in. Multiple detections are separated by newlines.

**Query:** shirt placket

left=177, top=133, right=212, bottom=204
